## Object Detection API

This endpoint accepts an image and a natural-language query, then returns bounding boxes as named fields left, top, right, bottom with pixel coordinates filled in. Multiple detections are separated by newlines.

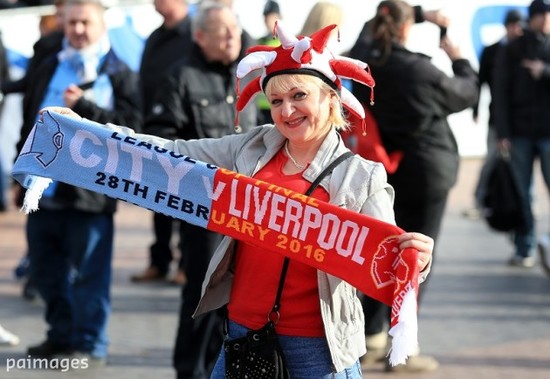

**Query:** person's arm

left=492, top=42, right=513, bottom=145
left=1, top=78, right=26, bottom=96
left=473, top=45, right=492, bottom=121
left=433, top=36, right=479, bottom=113
left=414, top=5, right=449, bottom=27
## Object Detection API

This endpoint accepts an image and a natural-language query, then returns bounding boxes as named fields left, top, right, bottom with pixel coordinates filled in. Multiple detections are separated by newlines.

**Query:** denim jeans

left=509, top=137, right=550, bottom=257
left=27, top=209, right=114, bottom=358
left=210, top=320, right=363, bottom=379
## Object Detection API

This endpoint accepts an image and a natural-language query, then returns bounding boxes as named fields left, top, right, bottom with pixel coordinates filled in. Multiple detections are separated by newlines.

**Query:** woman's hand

left=38, top=107, right=81, bottom=121
left=423, top=9, right=449, bottom=28
left=397, top=232, right=434, bottom=272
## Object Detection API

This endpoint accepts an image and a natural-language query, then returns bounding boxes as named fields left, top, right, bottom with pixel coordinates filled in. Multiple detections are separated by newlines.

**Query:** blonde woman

left=300, top=1, right=343, bottom=55
left=300, top=2, right=343, bottom=36
left=39, top=21, right=434, bottom=378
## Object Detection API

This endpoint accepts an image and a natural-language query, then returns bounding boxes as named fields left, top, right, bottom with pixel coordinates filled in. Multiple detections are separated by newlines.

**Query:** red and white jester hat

left=235, top=21, right=375, bottom=133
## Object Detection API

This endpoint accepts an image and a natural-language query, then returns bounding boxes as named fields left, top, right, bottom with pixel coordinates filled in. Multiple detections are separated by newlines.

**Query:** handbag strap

left=269, top=150, right=354, bottom=322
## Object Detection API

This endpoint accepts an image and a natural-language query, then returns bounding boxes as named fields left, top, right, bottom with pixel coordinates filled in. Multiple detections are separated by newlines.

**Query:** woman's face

left=267, top=75, right=333, bottom=146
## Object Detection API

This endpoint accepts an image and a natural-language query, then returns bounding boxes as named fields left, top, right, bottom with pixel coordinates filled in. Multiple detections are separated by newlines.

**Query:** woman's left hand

left=397, top=232, right=434, bottom=272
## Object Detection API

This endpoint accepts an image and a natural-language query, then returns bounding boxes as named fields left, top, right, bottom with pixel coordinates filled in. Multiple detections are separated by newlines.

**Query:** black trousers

left=173, top=224, right=224, bottom=379
left=362, top=189, right=449, bottom=335
left=149, top=212, right=186, bottom=275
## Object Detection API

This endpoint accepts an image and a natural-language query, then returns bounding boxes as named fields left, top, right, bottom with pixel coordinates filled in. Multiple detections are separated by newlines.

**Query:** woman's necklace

left=284, top=141, right=307, bottom=170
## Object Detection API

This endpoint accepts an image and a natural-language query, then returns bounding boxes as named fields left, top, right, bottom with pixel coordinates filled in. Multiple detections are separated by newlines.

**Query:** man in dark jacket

left=143, top=3, right=256, bottom=378
left=17, top=0, right=141, bottom=364
left=131, top=0, right=193, bottom=285
left=494, top=0, right=550, bottom=268
left=464, top=9, right=524, bottom=219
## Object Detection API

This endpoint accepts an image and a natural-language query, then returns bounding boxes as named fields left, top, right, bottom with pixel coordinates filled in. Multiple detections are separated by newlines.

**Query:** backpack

left=482, top=152, right=528, bottom=232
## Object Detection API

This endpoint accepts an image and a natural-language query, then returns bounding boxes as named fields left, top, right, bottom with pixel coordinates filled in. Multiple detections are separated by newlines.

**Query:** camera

left=439, top=26, right=447, bottom=41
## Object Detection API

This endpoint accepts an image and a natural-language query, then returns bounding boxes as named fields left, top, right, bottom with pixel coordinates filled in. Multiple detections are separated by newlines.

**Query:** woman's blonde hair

left=300, top=2, right=343, bottom=36
left=265, top=74, right=350, bottom=131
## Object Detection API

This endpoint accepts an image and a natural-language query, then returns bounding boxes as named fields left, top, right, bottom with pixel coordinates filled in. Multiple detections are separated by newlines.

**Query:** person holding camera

left=350, top=0, right=478, bottom=373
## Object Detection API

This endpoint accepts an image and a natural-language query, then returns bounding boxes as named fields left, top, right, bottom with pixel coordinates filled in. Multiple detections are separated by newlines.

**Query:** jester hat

left=235, top=21, right=375, bottom=132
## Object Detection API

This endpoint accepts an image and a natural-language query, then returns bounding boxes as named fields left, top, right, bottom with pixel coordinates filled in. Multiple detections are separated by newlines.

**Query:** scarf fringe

left=20, top=175, right=51, bottom=214
left=387, top=287, right=418, bottom=366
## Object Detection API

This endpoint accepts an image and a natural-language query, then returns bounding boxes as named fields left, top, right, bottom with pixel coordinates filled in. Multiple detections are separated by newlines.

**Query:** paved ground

left=1, top=158, right=550, bottom=379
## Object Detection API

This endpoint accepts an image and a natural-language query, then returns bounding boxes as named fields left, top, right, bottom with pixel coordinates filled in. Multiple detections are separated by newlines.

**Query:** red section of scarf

left=207, top=167, right=419, bottom=331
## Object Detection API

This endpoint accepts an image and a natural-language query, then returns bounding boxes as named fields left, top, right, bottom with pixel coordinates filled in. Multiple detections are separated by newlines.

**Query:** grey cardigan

left=105, top=122, right=397, bottom=371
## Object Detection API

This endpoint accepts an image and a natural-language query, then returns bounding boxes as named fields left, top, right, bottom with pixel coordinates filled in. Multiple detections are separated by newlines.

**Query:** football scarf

left=11, top=110, right=420, bottom=365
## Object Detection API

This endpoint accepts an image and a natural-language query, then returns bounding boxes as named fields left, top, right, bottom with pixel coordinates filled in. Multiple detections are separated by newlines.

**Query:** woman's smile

left=285, top=116, right=307, bottom=127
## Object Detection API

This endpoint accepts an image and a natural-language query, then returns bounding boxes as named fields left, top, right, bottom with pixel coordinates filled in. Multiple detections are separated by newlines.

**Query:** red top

left=227, top=148, right=330, bottom=337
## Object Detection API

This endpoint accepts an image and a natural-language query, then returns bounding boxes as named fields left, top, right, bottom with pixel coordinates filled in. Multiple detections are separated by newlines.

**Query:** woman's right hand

left=38, top=107, right=82, bottom=120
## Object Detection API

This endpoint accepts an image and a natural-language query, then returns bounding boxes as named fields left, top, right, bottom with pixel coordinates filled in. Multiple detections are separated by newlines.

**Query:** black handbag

left=224, top=319, right=288, bottom=379
left=223, top=150, right=354, bottom=379
left=482, top=150, right=530, bottom=232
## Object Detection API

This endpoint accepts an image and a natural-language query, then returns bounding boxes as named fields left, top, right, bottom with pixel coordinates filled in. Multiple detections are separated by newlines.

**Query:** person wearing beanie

left=493, top=0, right=550, bottom=269
left=28, top=19, right=435, bottom=378
left=529, top=0, right=550, bottom=18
